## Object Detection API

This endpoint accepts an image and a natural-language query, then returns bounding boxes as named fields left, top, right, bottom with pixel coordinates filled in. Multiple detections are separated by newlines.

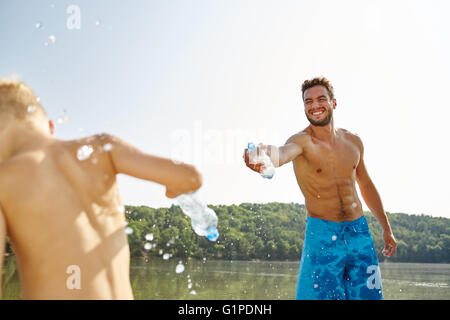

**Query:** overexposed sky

left=1, top=0, right=449, bottom=218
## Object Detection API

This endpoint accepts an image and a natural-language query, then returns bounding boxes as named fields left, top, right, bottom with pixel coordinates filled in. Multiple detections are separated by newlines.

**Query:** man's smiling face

left=303, top=85, right=336, bottom=127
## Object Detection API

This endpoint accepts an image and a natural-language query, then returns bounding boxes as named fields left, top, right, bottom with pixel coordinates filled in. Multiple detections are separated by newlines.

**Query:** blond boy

left=0, top=80, right=202, bottom=299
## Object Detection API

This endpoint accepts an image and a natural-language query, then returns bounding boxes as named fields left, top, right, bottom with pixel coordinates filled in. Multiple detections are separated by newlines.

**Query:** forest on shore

left=123, top=202, right=449, bottom=263
left=4, top=202, right=449, bottom=263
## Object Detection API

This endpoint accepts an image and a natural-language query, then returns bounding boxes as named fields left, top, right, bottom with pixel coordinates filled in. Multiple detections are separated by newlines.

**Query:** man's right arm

left=244, top=133, right=305, bottom=172
left=267, top=133, right=306, bottom=167
left=102, top=134, right=202, bottom=198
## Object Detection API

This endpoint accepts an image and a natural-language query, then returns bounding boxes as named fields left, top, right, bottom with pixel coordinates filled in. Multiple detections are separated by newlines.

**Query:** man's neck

left=308, top=120, right=337, bottom=144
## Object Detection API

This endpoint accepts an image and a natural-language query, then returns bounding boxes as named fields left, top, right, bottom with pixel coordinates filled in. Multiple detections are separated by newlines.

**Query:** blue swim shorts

left=296, top=216, right=383, bottom=300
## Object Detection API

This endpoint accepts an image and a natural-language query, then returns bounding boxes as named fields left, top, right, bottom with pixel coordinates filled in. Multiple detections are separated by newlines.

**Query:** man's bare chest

left=300, top=138, right=360, bottom=177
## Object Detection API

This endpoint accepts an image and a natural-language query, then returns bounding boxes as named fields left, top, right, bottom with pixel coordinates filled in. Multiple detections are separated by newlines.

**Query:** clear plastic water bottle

left=247, top=142, right=275, bottom=179
left=176, top=192, right=219, bottom=242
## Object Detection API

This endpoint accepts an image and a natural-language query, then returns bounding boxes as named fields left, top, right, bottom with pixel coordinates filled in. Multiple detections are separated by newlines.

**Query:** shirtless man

left=244, top=77, right=397, bottom=300
left=0, top=80, right=202, bottom=299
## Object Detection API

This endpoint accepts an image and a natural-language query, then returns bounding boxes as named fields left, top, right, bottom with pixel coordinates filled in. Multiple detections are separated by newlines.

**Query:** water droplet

left=331, top=235, right=337, bottom=241
left=48, top=35, right=56, bottom=44
left=56, top=110, right=68, bottom=124
left=175, top=262, right=185, bottom=274
left=77, top=145, right=94, bottom=161
left=145, top=233, right=154, bottom=241
left=189, top=290, right=197, bottom=295
left=158, top=249, right=163, bottom=255
left=27, top=105, right=36, bottom=113
left=35, top=22, right=43, bottom=29
left=162, top=253, right=170, bottom=260
left=124, top=227, right=133, bottom=235
left=352, top=202, right=357, bottom=208
left=95, top=20, right=101, bottom=26
left=102, top=143, right=113, bottom=152
left=144, top=242, right=152, bottom=250
left=317, top=194, right=321, bottom=199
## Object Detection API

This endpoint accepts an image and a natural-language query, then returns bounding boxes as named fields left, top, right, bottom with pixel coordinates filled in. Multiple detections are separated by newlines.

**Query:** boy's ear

left=49, top=120, right=55, bottom=135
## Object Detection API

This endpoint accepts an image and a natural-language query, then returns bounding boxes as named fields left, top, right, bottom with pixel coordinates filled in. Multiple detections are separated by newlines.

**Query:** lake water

left=2, top=256, right=449, bottom=300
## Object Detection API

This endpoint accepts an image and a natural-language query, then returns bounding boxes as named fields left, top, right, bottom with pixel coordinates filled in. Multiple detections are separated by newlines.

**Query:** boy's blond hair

left=0, top=79, right=47, bottom=124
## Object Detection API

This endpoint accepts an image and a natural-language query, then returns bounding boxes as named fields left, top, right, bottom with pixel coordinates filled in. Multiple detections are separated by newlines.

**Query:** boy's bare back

left=0, top=81, right=202, bottom=299
left=0, top=135, right=133, bottom=299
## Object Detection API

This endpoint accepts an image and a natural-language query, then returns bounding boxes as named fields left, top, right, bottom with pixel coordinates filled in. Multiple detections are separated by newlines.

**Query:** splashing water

left=35, top=22, right=43, bottom=29
left=77, top=145, right=94, bottom=161
left=48, top=35, right=56, bottom=44
left=95, top=20, right=101, bottom=26
left=144, top=242, right=152, bottom=251
left=162, top=253, right=170, bottom=260
left=145, top=233, right=154, bottom=241
left=57, top=110, right=68, bottom=124
left=175, top=262, right=185, bottom=274
left=27, top=105, right=36, bottom=113
left=124, top=227, right=133, bottom=235
left=102, top=143, right=113, bottom=152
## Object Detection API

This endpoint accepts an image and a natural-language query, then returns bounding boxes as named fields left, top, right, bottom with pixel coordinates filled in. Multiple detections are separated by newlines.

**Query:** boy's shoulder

left=0, top=133, right=116, bottom=184
left=63, top=133, right=116, bottom=158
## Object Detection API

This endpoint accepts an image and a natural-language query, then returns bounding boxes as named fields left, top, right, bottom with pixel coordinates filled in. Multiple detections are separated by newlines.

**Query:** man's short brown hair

left=301, top=77, right=335, bottom=101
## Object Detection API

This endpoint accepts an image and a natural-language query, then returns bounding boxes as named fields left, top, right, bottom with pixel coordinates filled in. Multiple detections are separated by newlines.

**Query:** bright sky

left=1, top=0, right=449, bottom=218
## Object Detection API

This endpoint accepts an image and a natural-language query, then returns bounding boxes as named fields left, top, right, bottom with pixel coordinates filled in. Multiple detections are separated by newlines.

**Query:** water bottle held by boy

left=176, top=191, right=219, bottom=242
left=247, top=142, right=275, bottom=179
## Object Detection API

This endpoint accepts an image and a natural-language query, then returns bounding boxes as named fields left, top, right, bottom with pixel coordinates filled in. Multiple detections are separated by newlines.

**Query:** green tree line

left=4, top=202, right=449, bottom=263
left=123, top=202, right=449, bottom=263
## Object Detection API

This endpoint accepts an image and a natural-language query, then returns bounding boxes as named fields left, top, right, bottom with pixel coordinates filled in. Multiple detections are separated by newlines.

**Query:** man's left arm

left=354, top=136, right=397, bottom=257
